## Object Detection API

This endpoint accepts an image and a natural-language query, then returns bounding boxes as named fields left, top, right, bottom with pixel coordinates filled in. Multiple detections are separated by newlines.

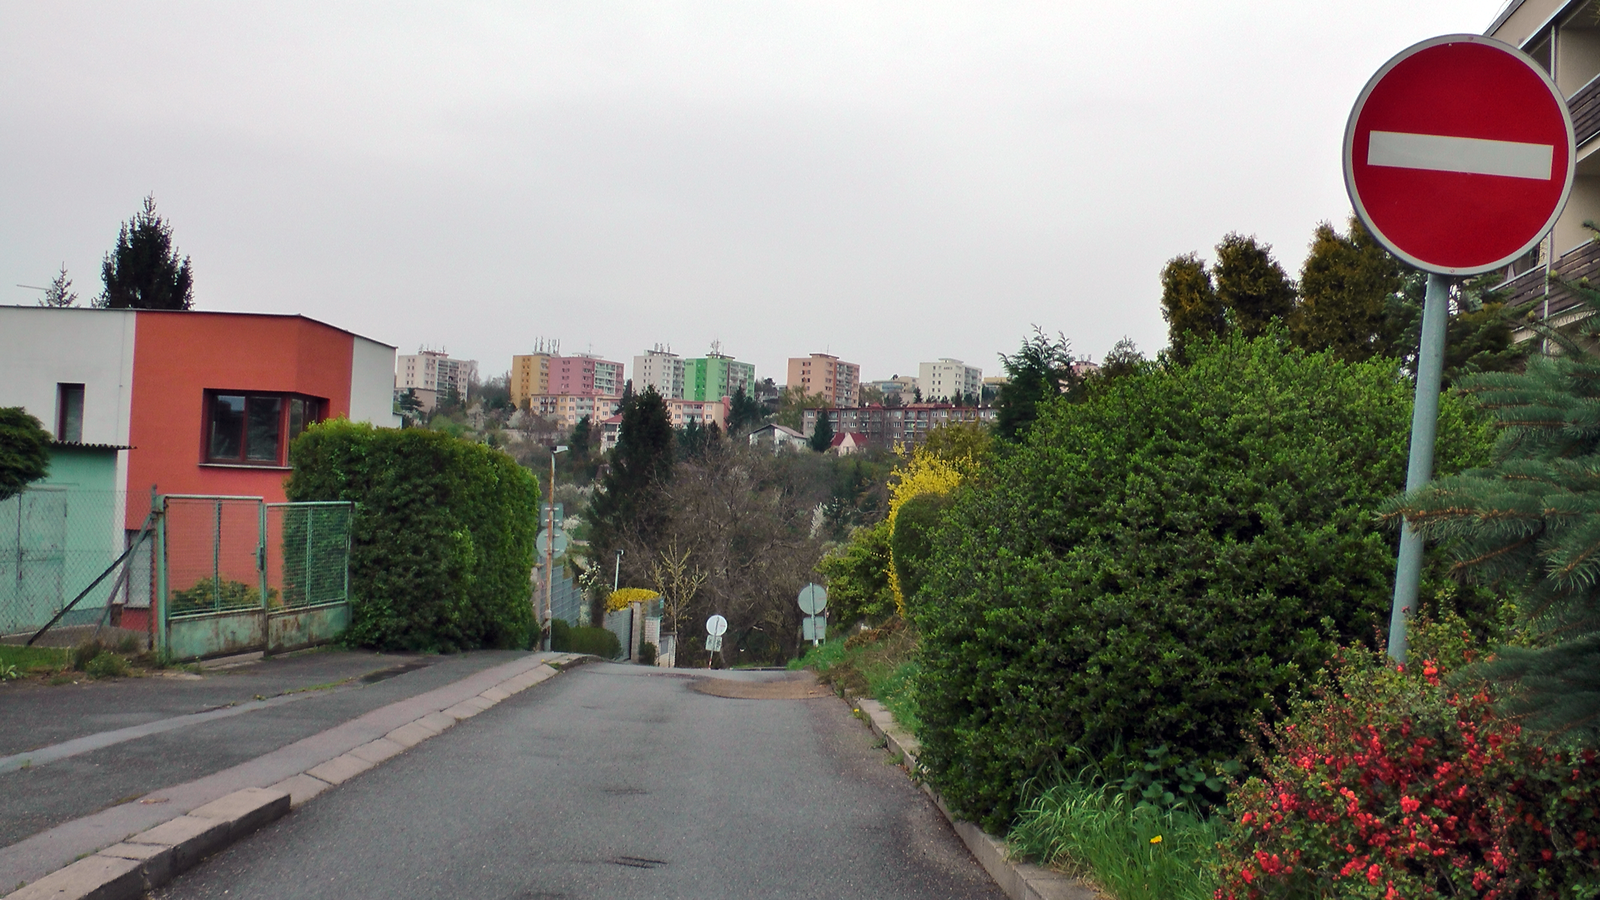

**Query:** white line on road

left=1368, top=130, right=1554, bottom=180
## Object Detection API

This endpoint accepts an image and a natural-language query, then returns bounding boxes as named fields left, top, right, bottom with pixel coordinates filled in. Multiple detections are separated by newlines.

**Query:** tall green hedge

left=912, top=334, right=1491, bottom=831
left=286, top=420, right=539, bottom=651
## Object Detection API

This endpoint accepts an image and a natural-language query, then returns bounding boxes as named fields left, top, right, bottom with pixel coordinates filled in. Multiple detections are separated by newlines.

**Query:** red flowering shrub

left=1215, top=628, right=1600, bottom=899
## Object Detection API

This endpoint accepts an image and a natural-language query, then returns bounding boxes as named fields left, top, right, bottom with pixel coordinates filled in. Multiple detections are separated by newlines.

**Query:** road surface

left=152, top=662, right=1005, bottom=900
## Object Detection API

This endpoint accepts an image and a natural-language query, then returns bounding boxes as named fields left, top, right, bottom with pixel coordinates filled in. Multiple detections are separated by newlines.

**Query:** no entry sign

left=1344, top=35, right=1574, bottom=275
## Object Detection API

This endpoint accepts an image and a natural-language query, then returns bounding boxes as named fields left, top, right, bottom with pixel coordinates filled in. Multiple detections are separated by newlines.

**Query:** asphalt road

left=0, top=649, right=531, bottom=847
left=151, top=662, right=1006, bottom=900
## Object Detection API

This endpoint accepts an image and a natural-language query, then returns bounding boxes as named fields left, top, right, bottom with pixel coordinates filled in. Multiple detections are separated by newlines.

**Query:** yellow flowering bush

left=605, top=587, right=660, bottom=613
left=885, top=446, right=978, bottom=613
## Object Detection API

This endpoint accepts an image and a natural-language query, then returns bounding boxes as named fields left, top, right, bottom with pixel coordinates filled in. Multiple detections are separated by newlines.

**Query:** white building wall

left=350, top=335, right=403, bottom=428
left=632, top=352, right=685, bottom=399
left=917, top=359, right=982, bottom=401
left=0, top=307, right=136, bottom=447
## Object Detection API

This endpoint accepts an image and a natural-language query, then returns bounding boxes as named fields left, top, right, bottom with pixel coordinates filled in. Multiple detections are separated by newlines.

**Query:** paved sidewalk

left=0, top=649, right=578, bottom=892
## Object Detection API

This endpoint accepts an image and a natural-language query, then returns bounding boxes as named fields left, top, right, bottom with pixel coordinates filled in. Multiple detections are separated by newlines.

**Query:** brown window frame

left=202, top=390, right=326, bottom=467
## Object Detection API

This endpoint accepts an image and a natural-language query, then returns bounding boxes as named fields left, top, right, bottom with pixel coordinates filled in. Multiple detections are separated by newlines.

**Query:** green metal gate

left=157, top=495, right=353, bottom=660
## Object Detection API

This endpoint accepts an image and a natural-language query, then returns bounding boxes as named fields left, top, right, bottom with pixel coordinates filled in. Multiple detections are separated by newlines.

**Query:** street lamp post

left=613, top=548, right=624, bottom=593
left=543, top=445, right=568, bottom=651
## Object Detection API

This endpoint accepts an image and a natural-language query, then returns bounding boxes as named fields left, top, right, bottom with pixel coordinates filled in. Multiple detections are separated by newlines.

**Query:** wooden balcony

left=1495, top=239, right=1600, bottom=322
left=1573, top=73, right=1600, bottom=147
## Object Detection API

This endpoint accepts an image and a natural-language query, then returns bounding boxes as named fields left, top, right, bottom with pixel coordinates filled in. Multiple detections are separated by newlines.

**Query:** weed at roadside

left=1009, top=780, right=1221, bottom=900
left=797, top=618, right=920, bottom=733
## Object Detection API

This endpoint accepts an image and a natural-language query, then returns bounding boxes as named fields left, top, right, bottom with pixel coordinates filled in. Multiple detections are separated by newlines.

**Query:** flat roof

left=0, top=305, right=396, bottom=350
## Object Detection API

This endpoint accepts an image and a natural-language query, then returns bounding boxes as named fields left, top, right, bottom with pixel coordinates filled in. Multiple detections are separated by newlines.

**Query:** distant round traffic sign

left=706, top=614, right=728, bottom=637
left=1344, top=34, right=1574, bottom=275
left=798, top=583, right=827, bottom=615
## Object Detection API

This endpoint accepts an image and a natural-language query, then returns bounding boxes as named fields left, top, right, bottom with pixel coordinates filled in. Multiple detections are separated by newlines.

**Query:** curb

left=839, top=693, right=1102, bottom=900
left=2, top=653, right=589, bottom=900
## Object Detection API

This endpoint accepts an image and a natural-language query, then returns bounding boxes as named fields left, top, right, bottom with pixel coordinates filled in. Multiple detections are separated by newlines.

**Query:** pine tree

left=994, top=327, right=1074, bottom=442
left=588, top=387, right=675, bottom=561
left=810, top=409, right=834, bottom=452
left=99, top=195, right=194, bottom=309
left=39, top=264, right=78, bottom=308
left=1160, top=253, right=1224, bottom=361
left=1214, top=232, right=1295, bottom=338
left=1386, top=285, right=1600, bottom=744
left=1291, top=216, right=1399, bottom=362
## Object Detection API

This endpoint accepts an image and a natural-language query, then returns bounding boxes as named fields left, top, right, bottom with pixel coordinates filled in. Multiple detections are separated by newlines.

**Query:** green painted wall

left=0, top=447, right=124, bottom=632
left=684, top=357, right=755, bottom=402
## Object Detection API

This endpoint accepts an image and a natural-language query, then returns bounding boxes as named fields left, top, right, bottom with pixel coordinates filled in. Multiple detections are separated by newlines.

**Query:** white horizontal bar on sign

left=1367, top=130, right=1554, bottom=180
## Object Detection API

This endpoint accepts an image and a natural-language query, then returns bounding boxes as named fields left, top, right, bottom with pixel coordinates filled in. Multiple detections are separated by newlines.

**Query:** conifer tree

left=809, top=409, right=834, bottom=452
left=588, top=387, right=674, bottom=565
left=1160, top=252, right=1223, bottom=360
left=994, top=327, right=1075, bottom=442
left=1214, top=232, right=1295, bottom=338
left=40, top=265, right=78, bottom=308
left=1386, top=286, right=1600, bottom=744
left=99, top=195, right=194, bottom=310
left=1291, top=216, right=1399, bottom=362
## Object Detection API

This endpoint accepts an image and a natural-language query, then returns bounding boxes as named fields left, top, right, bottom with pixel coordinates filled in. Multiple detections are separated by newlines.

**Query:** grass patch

left=794, top=618, right=920, bottom=733
left=1008, top=780, right=1222, bottom=900
left=0, top=644, right=71, bottom=676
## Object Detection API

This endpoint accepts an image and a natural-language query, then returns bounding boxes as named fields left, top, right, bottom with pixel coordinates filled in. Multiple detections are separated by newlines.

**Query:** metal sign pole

left=1388, top=271, right=1450, bottom=663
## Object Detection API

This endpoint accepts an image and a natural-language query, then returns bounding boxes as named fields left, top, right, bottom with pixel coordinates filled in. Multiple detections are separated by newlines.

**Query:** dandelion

left=1150, top=835, right=1163, bottom=844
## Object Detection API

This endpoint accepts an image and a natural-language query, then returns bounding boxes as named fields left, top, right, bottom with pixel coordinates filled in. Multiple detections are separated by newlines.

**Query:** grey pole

left=1388, top=271, right=1451, bottom=663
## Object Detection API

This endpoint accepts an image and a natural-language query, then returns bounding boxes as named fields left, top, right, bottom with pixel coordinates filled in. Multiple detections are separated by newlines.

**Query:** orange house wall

left=126, top=312, right=355, bottom=528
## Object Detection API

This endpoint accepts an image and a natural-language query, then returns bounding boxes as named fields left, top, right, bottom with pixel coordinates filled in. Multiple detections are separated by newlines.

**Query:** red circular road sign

left=1344, top=35, right=1575, bottom=276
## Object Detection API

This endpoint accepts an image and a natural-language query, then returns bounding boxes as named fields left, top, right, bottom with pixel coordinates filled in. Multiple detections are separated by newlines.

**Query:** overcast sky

left=1, top=1, right=1511, bottom=384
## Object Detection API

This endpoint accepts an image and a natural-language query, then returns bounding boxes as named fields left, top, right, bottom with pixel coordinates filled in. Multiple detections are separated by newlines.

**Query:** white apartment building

left=632, top=348, right=686, bottom=399
left=397, top=350, right=477, bottom=401
left=917, top=359, right=983, bottom=403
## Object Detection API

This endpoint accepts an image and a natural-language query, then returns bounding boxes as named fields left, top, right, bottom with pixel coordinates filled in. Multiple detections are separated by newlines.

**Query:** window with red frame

left=204, top=392, right=324, bottom=466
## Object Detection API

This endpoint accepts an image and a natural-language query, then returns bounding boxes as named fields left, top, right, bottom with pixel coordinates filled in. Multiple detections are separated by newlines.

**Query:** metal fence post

left=155, top=494, right=168, bottom=656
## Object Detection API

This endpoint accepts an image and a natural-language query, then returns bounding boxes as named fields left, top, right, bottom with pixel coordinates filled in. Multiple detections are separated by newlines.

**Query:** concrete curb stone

left=838, top=691, right=1102, bottom=900
left=3, top=652, right=593, bottom=900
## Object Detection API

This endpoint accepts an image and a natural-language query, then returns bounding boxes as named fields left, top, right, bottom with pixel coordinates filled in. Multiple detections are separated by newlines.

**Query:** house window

left=57, top=383, right=84, bottom=442
left=205, top=392, right=324, bottom=466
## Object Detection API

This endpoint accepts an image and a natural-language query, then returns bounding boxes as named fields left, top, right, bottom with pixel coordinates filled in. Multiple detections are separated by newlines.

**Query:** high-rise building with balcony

left=1488, top=3, right=1600, bottom=337
left=397, top=349, right=477, bottom=409
left=510, top=348, right=623, bottom=410
left=632, top=347, right=686, bottom=399
left=684, top=347, right=755, bottom=402
left=916, top=359, right=983, bottom=403
left=786, top=353, right=860, bottom=408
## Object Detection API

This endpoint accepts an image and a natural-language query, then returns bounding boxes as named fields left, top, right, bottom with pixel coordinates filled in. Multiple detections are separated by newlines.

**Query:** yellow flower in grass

left=1150, top=835, right=1163, bottom=845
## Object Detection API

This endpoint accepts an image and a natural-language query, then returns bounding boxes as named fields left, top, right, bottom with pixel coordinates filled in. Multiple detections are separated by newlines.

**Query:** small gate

left=157, top=495, right=352, bottom=660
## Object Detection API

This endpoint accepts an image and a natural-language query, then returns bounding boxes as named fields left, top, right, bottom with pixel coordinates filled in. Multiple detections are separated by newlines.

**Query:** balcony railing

left=1571, top=72, right=1600, bottom=147
left=1495, top=239, right=1600, bottom=320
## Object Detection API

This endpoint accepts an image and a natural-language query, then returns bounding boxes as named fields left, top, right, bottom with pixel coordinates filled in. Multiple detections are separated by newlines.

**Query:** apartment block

left=1487, top=2, right=1600, bottom=336
left=524, top=393, right=624, bottom=429
left=510, top=352, right=623, bottom=410
left=684, top=352, right=755, bottom=402
left=786, top=353, right=860, bottom=408
left=632, top=348, right=686, bottom=399
left=801, top=403, right=995, bottom=449
left=916, top=359, right=983, bottom=403
left=397, top=350, right=477, bottom=407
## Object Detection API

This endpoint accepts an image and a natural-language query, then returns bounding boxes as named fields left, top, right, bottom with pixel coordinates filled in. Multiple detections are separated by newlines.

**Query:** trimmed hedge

left=286, top=420, right=539, bottom=651
left=912, top=334, right=1490, bottom=831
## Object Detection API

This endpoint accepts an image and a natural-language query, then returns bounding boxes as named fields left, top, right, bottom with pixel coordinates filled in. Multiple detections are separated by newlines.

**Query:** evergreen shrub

left=286, top=420, right=539, bottom=652
left=818, top=519, right=896, bottom=625
left=890, top=492, right=954, bottom=609
left=548, top=618, right=573, bottom=651
left=569, top=626, right=622, bottom=659
left=912, top=334, right=1490, bottom=831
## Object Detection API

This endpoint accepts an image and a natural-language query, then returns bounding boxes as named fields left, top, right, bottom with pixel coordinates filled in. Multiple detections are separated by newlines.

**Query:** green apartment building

left=683, top=353, right=755, bottom=402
